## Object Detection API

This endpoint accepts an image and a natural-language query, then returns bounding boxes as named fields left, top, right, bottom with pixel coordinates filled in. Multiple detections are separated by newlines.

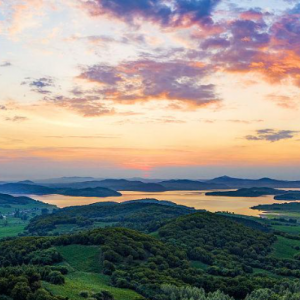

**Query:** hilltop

left=26, top=199, right=196, bottom=235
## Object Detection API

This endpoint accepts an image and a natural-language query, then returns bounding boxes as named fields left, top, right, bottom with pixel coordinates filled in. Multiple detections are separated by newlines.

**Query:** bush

left=92, top=291, right=114, bottom=300
left=79, top=291, right=89, bottom=298
left=47, top=271, right=65, bottom=285
left=103, top=260, right=115, bottom=275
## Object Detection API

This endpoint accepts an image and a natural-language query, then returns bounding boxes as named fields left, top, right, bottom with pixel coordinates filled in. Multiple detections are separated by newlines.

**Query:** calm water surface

left=30, top=190, right=300, bottom=217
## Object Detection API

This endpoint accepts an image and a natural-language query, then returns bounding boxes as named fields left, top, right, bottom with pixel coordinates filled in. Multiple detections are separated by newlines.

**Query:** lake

left=29, top=190, right=300, bottom=217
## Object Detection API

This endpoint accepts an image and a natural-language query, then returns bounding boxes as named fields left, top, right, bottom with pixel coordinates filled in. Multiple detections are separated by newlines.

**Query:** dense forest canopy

left=26, top=200, right=196, bottom=235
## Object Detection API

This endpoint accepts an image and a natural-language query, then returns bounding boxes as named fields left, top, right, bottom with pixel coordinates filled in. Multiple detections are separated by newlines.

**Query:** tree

left=11, top=282, right=32, bottom=300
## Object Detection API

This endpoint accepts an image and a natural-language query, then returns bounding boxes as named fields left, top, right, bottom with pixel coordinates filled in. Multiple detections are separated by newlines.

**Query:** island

left=251, top=202, right=300, bottom=212
left=205, top=187, right=286, bottom=197
left=274, top=192, right=300, bottom=201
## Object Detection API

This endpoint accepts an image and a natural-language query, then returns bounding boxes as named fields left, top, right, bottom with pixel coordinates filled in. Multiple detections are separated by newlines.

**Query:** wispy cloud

left=245, top=129, right=299, bottom=142
left=44, top=95, right=115, bottom=117
left=266, top=94, right=299, bottom=109
left=0, top=61, right=12, bottom=67
left=45, top=134, right=121, bottom=139
left=5, top=116, right=29, bottom=122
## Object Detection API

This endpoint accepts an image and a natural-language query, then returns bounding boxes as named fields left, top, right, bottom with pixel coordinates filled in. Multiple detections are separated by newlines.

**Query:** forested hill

left=0, top=182, right=121, bottom=197
left=0, top=193, right=41, bottom=205
left=26, top=199, right=196, bottom=235
left=159, top=212, right=275, bottom=277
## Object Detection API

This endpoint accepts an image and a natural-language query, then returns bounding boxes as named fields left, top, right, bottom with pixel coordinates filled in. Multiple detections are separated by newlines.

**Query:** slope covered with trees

left=26, top=200, right=196, bottom=235
left=159, top=212, right=275, bottom=276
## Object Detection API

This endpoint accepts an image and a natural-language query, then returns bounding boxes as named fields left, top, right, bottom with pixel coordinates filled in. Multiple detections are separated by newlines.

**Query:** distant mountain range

left=52, top=179, right=168, bottom=192
left=43, top=176, right=300, bottom=190
left=34, top=177, right=96, bottom=184
left=206, top=176, right=300, bottom=188
left=1, top=176, right=300, bottom=196
left=48, top=179, right=227, bottom=191
left=159, top=180, right=227, bottom=190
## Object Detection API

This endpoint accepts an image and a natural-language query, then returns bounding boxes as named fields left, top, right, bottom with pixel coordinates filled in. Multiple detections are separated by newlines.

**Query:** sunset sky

left=1, top=0, right=300, bottom=180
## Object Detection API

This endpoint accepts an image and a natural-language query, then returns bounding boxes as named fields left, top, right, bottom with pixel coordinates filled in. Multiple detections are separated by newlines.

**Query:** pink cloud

left=78, top=59, right=219, bottom=107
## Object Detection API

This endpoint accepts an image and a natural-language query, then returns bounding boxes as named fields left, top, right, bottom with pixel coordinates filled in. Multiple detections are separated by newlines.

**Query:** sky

left=0, top=0, right=300, bottom=180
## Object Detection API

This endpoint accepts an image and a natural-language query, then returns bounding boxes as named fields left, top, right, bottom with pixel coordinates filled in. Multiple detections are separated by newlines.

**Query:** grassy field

left=272, top=224, right=300, bottom=234
left=44, top=271, right=140, bottom=300
left=0, top=202, right=56, bottom=215
left=56, top=245, right=102, bottom=273
left=264, top=212, right=300, bottom=219
left=0, top=217, right=28, bottom=238
left=0, top=223, right=26, bottom=238
left=0, top=201, right=57, bottom=239
left=272, top=236, right=300, bottom=259
left=149, top=230, right=159, bottom=238
left=44, top=244, right=141, bottom=300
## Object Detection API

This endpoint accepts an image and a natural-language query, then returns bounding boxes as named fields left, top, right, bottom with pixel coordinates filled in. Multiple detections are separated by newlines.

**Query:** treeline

left=161, top=282, right=300, bottom=300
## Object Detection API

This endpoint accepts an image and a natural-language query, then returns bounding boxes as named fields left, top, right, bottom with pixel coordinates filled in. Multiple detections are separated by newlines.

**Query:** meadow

left=44, top=245, right=141, bottom=300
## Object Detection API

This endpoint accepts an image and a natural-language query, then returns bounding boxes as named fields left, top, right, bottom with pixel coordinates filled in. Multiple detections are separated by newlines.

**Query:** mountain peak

left=17, top=180, right=34, bottom=184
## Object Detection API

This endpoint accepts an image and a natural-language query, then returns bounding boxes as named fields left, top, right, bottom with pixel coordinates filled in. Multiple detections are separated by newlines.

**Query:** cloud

left=45, top=134, right=120, bottom=139
left=154, top=117, right=186, bottom=124
left=78, top=59, right=219, bottom=106
left=228, top=119, right=263, bottom=124
left=195, top=4, right=300, bottom=87
left=75, top=1, right=300, bottom=91
left=68, top=33, right=147, bottom=47
left=44, top=95, right=115, bottom=117
left=245, top=129, right=299, bottom=142
left=265, top=94, right=299, bottom=109
left=0, top=62, right=12, bottom=67
left=240, top=9, right=267, bottom=21
left=207, top=18, right=270, bottom=71
left=199, top=119, right=263, bottom=124
left=81, top=0, right=221, bottom=28
left=21, top=77, right=55, bottom=94
left=5, top=116, right=29, bottom=122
